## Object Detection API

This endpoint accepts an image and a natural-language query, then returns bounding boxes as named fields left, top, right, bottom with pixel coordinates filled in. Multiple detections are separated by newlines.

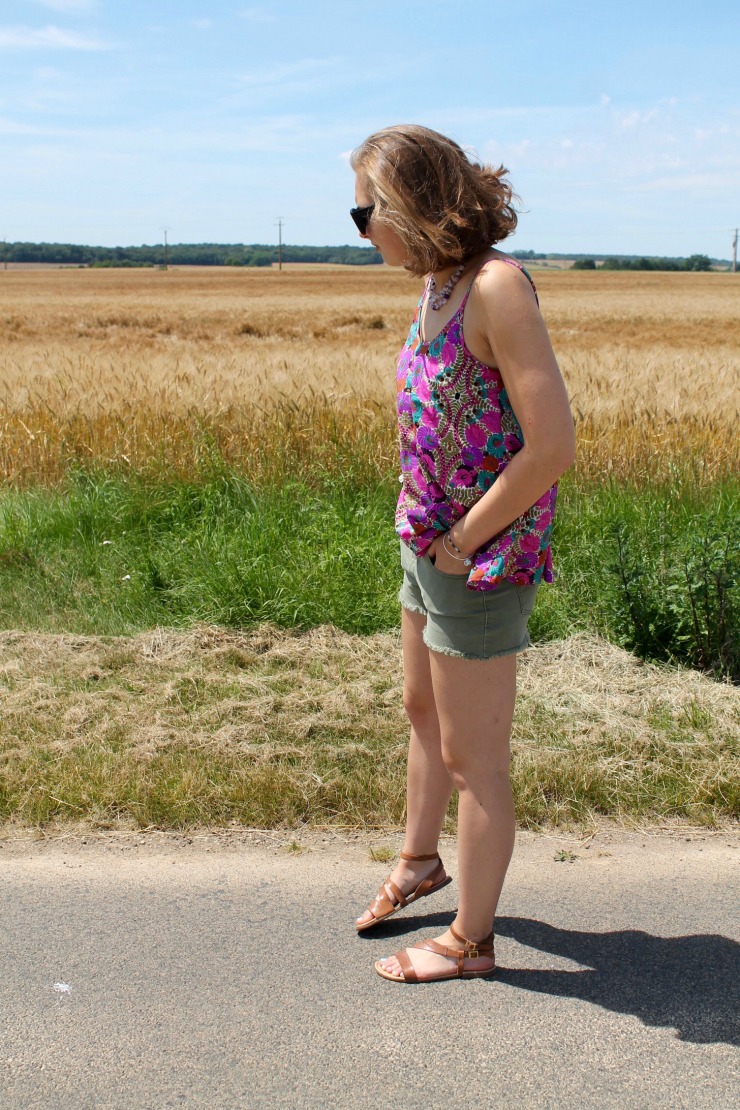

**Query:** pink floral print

left=395, top=261, right=557, bottom=591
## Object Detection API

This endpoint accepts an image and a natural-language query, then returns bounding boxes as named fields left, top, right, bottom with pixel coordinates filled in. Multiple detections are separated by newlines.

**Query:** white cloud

left=616, top=107, right=661, bottom=130
left=0, top=24, right=106, bottom=50
left=621, top=107, right=661, bottom=129
left=618, top=109, right=641, bottom=129
left=188, top=18, right=213, bottom=31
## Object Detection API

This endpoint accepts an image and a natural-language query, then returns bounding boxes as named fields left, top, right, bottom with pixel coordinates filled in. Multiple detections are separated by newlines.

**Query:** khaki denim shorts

left=398, top=540, right=539, bottom=661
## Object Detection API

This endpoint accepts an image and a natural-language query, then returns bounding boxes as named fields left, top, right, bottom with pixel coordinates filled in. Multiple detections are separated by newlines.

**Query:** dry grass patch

left=1, top=626, right=736, bottom=831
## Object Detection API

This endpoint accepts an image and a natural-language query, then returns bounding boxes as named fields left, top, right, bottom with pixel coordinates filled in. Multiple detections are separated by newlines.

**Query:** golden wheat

left=1, top=266, right=737, bottom=485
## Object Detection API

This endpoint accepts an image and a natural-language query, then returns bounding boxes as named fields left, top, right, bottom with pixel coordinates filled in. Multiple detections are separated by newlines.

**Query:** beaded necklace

left=427, top=262, right=466, bottom=310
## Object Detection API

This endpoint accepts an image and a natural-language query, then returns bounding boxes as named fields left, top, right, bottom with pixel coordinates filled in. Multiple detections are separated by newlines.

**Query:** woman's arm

left=431, top=262, right=575, bottom=566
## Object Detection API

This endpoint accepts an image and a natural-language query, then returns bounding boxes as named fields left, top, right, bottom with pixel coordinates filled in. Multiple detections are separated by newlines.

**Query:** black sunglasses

left=350, top=203, right=374, bottom=235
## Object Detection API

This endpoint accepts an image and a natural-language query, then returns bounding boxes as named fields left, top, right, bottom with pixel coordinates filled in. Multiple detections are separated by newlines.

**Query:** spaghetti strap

left=460, top=256, right=539, bottom=308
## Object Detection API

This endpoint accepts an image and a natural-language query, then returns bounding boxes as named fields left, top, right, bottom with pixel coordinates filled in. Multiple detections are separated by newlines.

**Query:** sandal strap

left=414, top=939, right=467, bottom=975
left=449, top=923, right=495, bottom=957
left=385, top=878, right=407, bottom=908
left=395, top=949, right=418, bottom=983
left=396, top=936, right=495, bottom=982
left=366, top=877, right=406, bottom=920
left=399, top=851, right=440, bottom=862
left=363, top=862, right=447, bottom=924
left=415, top=936, right=494, bottom=972
left=410, top=865, right=444, bottom=899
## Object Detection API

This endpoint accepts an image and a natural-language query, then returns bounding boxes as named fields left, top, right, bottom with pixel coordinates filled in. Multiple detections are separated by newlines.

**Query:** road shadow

left=494, top=917, right=740, bottom=1045
left=355, top=908, right=456, bottom=940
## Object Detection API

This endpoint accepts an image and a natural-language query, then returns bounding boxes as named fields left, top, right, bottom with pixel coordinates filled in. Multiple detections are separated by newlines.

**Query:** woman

left=350, top=125, right=575, bottom=983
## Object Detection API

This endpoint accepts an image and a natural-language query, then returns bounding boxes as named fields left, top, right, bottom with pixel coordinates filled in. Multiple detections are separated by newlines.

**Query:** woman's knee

left=402, top=684, right=437, bottom=730
left=441, top=742, right=511, bottom=789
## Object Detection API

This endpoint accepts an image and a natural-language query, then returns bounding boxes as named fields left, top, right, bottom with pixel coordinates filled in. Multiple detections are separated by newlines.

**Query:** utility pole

left=276, top=217, right=283, bottom=270
left=733, top=228, right=737, bottom=274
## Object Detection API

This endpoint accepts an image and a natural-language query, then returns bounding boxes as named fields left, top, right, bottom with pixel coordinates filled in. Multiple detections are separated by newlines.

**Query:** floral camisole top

left=395, top=257, right=557, bottom=591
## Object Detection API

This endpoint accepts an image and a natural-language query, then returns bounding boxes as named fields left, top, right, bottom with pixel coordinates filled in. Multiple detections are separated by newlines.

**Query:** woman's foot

left=355, top=853, right=448, bottom=931
left=375, top=926, right=495, bottom=982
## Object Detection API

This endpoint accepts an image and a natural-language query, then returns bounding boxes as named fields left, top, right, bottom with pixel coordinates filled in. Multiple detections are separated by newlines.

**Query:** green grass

left=0, top=466, right=737, bottom=679
left=0, top=470, right=401, bottom=636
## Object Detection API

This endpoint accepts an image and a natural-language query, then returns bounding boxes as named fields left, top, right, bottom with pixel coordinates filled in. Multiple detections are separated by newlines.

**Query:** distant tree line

left=573, top=254, right=713, bottom=271
left=0, top=242, right=382, bottom=267
left=1, top=242, right=725, bottom=271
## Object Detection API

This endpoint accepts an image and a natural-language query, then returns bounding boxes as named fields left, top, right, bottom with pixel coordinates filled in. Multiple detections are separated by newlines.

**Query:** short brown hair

left=350, top=124, right=518, bottom=276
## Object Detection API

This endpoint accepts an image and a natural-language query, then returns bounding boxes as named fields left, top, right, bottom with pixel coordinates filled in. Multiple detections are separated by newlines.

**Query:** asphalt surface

left=0, top=828, right=738, bottom=1109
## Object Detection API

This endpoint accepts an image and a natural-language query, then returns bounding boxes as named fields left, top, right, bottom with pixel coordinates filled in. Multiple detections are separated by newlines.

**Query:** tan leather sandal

left=374, top=922, right=496, bottom=983
left=355, top=851, right=452, bottom=933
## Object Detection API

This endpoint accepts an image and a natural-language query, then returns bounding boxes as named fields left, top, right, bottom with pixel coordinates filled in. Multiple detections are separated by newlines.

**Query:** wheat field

left=1, top=266, right=738, bottom=484
left=1, top=266, right=738, bottom=829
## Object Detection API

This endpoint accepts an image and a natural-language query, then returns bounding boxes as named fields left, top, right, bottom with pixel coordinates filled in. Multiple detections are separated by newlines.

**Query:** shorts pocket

left=399, top=540, right=416, bottom=571
left=426, top=553, right=470, bottom=580
left=514, top=584, right=539, bottom=616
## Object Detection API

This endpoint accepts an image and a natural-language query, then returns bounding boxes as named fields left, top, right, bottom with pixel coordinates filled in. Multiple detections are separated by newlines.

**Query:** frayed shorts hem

left=421, top=624, right=531, bottom=661
left=400, top=601, right=532, bottom=661
left=397, top=591, right=427, bottom=617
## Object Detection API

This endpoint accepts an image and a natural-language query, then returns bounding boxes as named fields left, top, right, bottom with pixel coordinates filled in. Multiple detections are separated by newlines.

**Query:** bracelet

left=446, top=532, right=472, bottom=560
left=442, top=532, right=473, bottom=566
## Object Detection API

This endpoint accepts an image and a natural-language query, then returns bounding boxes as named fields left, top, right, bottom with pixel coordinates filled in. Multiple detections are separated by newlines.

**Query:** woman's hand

left=428, top=533, right=471, bottom=575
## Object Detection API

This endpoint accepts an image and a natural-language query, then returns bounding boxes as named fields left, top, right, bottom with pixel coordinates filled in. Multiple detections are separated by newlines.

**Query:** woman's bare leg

left=356, top=608, right=453, bottom=927
left=378, top=650, right=516, bottom=976
left=401, top=608, right=455, bottom=854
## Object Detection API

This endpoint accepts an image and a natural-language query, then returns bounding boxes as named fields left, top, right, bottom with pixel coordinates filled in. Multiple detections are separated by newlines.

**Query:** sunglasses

left=350, top=203, right=375, bottom=235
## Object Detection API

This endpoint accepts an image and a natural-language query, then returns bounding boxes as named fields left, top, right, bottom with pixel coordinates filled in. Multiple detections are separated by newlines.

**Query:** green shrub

left=609, top=519, right=738, bottom=679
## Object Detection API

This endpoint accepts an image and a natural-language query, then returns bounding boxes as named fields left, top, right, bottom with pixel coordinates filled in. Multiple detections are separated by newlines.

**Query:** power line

left=161, top=226, right=171, bottom=270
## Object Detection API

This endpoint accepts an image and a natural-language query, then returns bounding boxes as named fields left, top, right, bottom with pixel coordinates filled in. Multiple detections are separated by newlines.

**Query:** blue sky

left=1, top=0, right=738, bottom=256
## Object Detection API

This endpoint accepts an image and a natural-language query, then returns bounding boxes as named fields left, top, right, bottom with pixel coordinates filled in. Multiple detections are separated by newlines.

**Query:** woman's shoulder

left=468, top=251, right=538, bottom=309
left=472, top=250, right=531, bottom=285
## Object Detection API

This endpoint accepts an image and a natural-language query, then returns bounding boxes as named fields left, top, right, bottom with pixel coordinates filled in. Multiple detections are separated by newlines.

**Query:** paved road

left=1, top=829, right=738, bottom=1109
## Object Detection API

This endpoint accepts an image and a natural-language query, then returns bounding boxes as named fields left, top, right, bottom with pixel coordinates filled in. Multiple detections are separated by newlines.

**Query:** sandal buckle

left=466, top=946, right=479, bottom=959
